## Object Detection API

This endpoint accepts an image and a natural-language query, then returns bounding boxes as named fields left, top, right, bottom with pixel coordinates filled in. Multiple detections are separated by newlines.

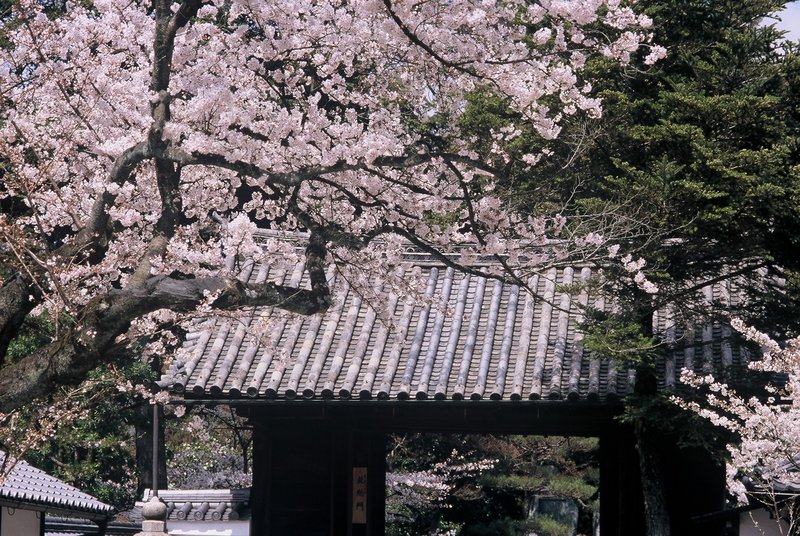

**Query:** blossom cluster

left=674, top=322, right=800, bottom=512
left=168, top=409, right=253, bottom=489
left=387, top=449, right=496, bottom=521
left=0, top=389, right=92, bottom=486
left=0, top=0, right=660, bottom=324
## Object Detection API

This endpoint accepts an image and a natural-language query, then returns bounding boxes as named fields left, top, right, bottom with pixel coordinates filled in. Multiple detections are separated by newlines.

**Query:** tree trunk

left=635, top=418, right=671, bottom=536
left=0, top=275, right=36, bottom=365
left=0, top=268, right=331, bottom=413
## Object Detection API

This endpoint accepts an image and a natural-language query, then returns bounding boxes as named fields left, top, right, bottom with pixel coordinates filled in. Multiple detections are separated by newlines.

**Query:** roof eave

left=0, top=497, right=114, bottom=522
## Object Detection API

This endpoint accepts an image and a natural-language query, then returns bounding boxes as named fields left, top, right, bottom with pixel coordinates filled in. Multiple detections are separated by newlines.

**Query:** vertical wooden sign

left=352, top=467, right=368, bottom=524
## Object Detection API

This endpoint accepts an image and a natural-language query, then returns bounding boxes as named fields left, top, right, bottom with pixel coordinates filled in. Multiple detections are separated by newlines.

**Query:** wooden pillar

left=249, top=424, right=269, bottom=536
left=249, top=420, right=388, bottom=536
left=368, top=432, right=386, bottom=536
left=599, top=431, right=620, bottom=536
left=248, top=413, right=390, bottom=536
left=600, top=424, right=727, bottom=536
left=347, top=429, right=386, bottom=536
left=600, top=427, right=645, bottom=536
left=662, top=444, right=726, bottom=536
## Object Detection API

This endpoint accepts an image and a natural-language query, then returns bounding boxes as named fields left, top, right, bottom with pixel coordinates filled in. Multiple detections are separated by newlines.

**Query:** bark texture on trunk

left=0, top=271, right=330, bottom=412
left=635, top=418, right=672, bottom=536
left=0, top=274, right=36, bottom=364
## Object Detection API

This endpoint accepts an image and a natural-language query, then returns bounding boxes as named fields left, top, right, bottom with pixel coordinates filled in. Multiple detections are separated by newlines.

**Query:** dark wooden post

left=368, top=432, right=386, bottom=536
left=152, top=403, right=159, bottom=497
left=599, top=431, right=622, bottom=536
left=345, top=427, right=386, bottom=536
left=600, top=427, right=645, bottom=535
left=135, top=402, right=167, bottom=496
left=249, top=423, right=268, bottom=536
left=662, top=443, right=726, bottom=536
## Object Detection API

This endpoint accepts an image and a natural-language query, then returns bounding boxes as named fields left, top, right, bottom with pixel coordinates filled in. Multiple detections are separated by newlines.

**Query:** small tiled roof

left=44, top=515, right=139, bottom=535
left=0, top=452, right=114, bottom=519
left=757, top=461, right=800, bottom=495
left=138, top=489, right=250, bottom=522
left=163, top=239, right=748, bottom=403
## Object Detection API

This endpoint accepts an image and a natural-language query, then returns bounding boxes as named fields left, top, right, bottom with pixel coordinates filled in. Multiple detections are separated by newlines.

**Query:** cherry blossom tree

left=675, top=321, right=800, bottom=535
left=386, top=440, right=496, bottom=535
left=167, top=407, right=253, bottom=490
left=0, top=0, right=659, bottom=416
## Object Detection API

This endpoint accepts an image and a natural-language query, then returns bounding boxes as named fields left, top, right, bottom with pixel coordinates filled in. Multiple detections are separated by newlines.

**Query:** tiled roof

left=44, top=516, right=139, bottom=535
left=137, top=489, right=250, bottom=521
left=756, top=461, right=800, bottom=495
left=0, top=452, right=114, bottom=519
left=163, top=242, right=748, bottom=403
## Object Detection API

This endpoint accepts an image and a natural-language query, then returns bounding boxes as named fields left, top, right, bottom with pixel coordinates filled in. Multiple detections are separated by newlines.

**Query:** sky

left=774, top=1, right=800, bottom=41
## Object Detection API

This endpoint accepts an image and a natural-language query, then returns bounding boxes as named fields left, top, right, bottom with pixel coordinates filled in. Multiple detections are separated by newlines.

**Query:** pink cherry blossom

left=0, top=0, right=659, bottom=417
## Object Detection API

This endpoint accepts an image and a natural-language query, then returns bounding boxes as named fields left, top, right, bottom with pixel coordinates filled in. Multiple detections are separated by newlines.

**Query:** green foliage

left=20, top=358, right=157, bottom=509
left=459, top=517, right=535, bottom=536
left=476, top=434, right=599, bottom=505
left=585, top=0, right=800, bottom=333
left=620, top=393, right=731, bottom=454
left=496, top=0, right=800, bottom=341
left=529, top=515, right=573, bottom=536
left=547, top=475, right=597, bottom=500
left=580, top=307, right=659, bottom=365
left=456, top=89, right=580, bottom=216
left=5, top=314, right=53, bottom=363
left=479, top=473, right=547, bottom=492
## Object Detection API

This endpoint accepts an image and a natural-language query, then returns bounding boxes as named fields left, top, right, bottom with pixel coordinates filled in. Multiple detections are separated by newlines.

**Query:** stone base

left=134, top=520, right=168, bottom=535
left=136, top=494, right=169, bottom=535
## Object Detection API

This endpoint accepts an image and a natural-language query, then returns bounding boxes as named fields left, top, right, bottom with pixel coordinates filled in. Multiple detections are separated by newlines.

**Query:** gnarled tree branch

left=0, top=269, right=331, bottom=412
left=0, top=275, right=36, bottom=366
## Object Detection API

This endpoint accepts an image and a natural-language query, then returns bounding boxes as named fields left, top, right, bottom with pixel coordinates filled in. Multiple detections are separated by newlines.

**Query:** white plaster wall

left=1, top=507, right=40, bottom=536
left=166, top=520, right=249, bottom=536
left=740, top=508, right=789, bottom=536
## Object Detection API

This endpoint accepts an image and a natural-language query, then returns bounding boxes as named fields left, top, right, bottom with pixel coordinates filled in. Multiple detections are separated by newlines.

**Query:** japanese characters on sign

left=352, top=467, right=368, bottom=524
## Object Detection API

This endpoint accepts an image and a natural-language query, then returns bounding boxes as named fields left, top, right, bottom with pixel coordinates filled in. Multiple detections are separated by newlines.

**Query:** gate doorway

left=385, top=432, right=601, bottom=536
left=243, top=401, right=651, bottom=536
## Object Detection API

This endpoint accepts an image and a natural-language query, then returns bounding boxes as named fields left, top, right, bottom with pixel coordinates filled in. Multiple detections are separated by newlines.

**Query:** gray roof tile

left=0, top=452, right=113, bottom=518
left=44, top=515, right=139, bottom=536
left=138, top=489, right=250, bottom=521
left=163, top=241, right=748, bottom=403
